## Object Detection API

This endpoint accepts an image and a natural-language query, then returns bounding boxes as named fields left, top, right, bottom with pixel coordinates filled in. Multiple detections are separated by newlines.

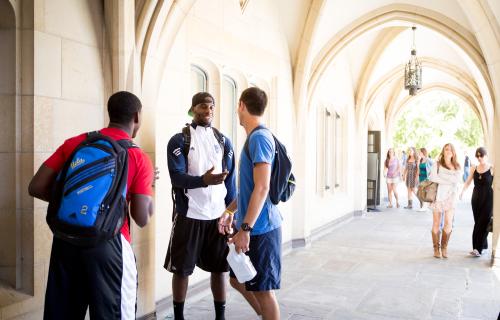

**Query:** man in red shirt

left=29, top=91, right=154, bottom=320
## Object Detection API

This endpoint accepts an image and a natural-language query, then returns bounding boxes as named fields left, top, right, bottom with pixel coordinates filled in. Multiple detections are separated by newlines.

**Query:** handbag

left=417, top=180, right=438, bottom=203
left=417, top=164, right=440, bottom=203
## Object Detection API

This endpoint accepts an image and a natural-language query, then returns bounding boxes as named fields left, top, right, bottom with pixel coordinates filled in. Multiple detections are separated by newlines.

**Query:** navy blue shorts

left=230, top=227, right=282, bottom=291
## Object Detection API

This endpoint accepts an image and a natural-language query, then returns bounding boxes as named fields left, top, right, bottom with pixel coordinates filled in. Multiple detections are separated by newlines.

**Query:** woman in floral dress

left=403, top=147, right=419, bottom=209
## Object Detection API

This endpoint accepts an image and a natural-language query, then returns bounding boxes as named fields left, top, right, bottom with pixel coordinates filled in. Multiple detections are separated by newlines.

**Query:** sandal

left=469, top=249, right=481, bottom=257
left=387, top=204, right=393, bottom=208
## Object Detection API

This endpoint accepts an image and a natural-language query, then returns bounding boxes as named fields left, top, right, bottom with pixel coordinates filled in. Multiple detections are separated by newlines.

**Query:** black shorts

left=44, top=234, right=137, bottom=320
left=164, top=213, right=229, bottom=276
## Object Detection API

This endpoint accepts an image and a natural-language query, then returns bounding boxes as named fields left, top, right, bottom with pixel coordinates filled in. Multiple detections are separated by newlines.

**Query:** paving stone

left=356, top=286, right=436, bottom=319
left=430, top=297, right=461, bottom=318
left=461, top=297, right=500, bottom=319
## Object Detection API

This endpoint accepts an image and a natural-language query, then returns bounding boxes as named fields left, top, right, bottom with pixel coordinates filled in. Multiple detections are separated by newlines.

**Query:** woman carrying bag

left=429, top=143, right=462, bottom=258
left=460, top=147, right=494, bottom=257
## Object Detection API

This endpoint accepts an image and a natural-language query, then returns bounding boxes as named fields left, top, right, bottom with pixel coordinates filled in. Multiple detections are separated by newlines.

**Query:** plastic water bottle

left=226, top=243, right=257, bottom=283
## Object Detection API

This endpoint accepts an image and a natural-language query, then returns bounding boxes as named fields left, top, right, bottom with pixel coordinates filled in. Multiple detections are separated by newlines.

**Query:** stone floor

left=159, top=198, right=500, bottom=320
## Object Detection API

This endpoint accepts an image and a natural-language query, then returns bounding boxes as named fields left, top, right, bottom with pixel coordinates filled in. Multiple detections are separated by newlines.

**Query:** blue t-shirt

left=236, top=128, right=282, bottom=235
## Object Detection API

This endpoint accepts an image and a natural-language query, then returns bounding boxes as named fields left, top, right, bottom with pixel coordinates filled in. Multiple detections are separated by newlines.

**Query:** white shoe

left=416, top=207, right=426, bottom=212
left=470, top=249, right=481, bottom=257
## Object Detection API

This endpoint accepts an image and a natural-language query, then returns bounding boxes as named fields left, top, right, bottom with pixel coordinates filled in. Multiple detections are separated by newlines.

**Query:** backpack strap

left=243, top=125, right=268, bottom=160
left=172, top=124, right=192, bottom=219
left=117, top=139, right=138, bottom=149
left=182, top=124, right=191, bottom=161
left=87, top=130, right=101, bottom=138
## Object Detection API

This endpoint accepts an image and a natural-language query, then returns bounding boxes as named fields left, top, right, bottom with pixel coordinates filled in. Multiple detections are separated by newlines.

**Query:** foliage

left=392, top=94, right=483, bottom=161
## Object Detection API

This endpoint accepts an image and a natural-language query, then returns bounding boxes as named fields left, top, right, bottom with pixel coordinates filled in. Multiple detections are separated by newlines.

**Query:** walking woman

left=429, top=143, right=462, bottom=258
left=383, top=148, right=401, bottom=208
left=417, top=148, right=433, bottom=212
left=403, top=147, right=419, bottom=209
left=460, top=147, right=494, bottom=257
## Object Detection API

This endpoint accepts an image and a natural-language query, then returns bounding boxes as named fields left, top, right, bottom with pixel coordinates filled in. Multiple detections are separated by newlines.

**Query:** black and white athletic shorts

left=164, top=213, right=229, bottom=276
left=44, top=234, right=137, bottom=320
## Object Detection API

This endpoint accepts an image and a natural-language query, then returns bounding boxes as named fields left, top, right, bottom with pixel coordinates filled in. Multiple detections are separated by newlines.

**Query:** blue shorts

left=230, top=227, right=282, bottom=291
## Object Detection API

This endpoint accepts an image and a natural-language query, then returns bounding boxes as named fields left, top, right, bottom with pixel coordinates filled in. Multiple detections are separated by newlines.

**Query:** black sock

left=173, top=300, right=185, bottom=320
left=214, top=300, right=226, bottom=320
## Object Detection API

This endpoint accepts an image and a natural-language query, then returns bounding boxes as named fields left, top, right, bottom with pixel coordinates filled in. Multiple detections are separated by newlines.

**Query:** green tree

left=392, top=95, right=483, bottom=157
left=455, top=108, right=482, bottom=147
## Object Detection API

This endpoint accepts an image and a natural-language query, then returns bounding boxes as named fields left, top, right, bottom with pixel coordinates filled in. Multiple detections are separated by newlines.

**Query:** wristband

left=224, top=209, right=234, bottom=216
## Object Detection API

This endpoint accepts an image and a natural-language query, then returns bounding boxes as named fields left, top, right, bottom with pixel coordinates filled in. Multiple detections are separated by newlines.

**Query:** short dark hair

left=476, top=147, right=487, bottom=158
left=240, top=87, right=267, bottom=116
left=107, top=91, right=142, bottom=124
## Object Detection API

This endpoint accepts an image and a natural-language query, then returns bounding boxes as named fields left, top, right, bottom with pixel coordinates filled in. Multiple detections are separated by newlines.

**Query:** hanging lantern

left=404, top=26, right=422, bottom=96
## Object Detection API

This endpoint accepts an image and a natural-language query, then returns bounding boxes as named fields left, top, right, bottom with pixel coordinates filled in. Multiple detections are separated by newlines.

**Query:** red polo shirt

left=44, top=127, right=154, bottom=243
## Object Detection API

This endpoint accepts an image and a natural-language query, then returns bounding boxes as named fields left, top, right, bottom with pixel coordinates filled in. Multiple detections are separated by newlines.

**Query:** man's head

left=107, top=91, right=142, bottom=138
left=238, top=87, right=268, bottom=125
left=189, top=92, right=215, bottom=126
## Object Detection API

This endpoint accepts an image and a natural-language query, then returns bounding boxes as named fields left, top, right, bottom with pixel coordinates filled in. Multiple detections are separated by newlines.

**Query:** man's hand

left=228, top=230, right=250, bottom=254
left=218, top=211, right=234, bottom=235
left=202, top=166, right=228, bottom=185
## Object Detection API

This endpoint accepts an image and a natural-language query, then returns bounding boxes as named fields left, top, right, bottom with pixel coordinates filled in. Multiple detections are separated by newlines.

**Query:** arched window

left=190, top=65, right=207, bottom=94
left=222, top=76, right=238, bottom=148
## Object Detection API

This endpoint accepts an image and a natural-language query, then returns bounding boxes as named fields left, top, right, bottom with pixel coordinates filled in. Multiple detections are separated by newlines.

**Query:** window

left=221, top=76, right=238, bottom=148
left=324, top=108, right=333, bottom=190
left=318, top=106, right=342, bottom=193
left=190, top=65, right=207, bottom=94
left=334, top=112, right=342, bottom=188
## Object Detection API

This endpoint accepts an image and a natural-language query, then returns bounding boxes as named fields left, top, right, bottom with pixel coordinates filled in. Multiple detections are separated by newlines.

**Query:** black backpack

left=244, top=126, right=296, bottom=205
left=46, top=131, right=136, bottom=246
left=170, top=124, right=228, bottom=217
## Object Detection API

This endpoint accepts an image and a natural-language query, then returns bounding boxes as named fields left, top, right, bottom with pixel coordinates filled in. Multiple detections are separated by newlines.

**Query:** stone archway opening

left=390, top=91, right=485, bottom=159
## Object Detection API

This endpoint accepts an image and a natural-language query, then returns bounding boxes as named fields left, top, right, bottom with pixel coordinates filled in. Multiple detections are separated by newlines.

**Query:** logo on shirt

left=173, top=148, right=181, bottom=157
left=70, top=158, right=85, bottom=169
left=228, top=150, right=233, bottom=159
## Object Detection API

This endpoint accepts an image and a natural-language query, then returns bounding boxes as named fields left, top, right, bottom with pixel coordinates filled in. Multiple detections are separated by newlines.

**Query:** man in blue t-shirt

left=219, top=87, right=282, bottom=320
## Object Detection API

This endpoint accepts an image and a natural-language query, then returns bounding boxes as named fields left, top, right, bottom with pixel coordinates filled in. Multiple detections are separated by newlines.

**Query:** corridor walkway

left=161, top=200, right=500, bottom=320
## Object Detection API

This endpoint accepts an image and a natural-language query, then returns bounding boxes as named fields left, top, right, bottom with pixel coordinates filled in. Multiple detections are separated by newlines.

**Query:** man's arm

left=229, top=163, right=270, bottom=253
left=242, top=163, right=271, bottom=227
left=130, top=194, right=153, bottom=228
left=28, top=164, right=58, bottom=202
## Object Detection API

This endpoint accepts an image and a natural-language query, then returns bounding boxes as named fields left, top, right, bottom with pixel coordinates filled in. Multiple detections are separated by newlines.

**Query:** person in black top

left=460, top=147, right=494, bottom=257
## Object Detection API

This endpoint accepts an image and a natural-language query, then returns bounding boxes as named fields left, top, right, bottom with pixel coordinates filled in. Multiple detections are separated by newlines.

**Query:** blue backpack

left=244, top=126, right=296, bottom=205
left=47, top=131, right=136, bottom=246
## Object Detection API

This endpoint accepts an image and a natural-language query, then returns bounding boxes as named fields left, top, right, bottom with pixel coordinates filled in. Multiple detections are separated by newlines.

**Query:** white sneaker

left=416, top=207, right=426, bottom=212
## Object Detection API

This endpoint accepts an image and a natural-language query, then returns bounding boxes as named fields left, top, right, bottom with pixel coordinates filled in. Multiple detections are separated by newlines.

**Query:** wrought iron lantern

left=404, top=26, right=422, bottom=96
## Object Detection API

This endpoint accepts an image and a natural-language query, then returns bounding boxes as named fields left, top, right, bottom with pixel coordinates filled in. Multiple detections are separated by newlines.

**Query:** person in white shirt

left=429, top=143, right=462, bottom=258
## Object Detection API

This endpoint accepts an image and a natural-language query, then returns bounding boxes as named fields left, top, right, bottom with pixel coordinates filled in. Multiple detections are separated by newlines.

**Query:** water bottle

left=226, top=243, right=257, bottom=283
